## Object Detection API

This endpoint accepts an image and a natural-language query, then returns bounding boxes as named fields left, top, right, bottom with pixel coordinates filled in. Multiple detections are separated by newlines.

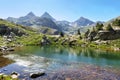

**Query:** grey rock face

left=95, top=30, right=120, bottom=40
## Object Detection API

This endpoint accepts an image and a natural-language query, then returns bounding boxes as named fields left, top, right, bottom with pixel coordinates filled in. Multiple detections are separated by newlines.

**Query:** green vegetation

left=0, top=74, right=18, bottom=80
left=110, top=39, right=120, bottom=47
left=60, top=32, right=64, bottom=37
left=15, top=33, right=43, bottom=46
left=77, top=29, right=81, bottom=35
left=0, top=19, right=41, bottom=46
left=95, top=23, right=104, bottom=31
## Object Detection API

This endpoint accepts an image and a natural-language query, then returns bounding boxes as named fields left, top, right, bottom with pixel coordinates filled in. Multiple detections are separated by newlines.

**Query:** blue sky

left=0, top=0, right=120, bottom=22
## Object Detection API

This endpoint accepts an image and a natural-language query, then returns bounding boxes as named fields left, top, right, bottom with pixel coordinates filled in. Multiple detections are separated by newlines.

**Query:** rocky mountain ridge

left=6, top=12, right=100, bottom=33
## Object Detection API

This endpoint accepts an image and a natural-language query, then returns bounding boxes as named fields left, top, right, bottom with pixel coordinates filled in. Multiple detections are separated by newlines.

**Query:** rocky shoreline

left=0, top=64, right=120, bottom=80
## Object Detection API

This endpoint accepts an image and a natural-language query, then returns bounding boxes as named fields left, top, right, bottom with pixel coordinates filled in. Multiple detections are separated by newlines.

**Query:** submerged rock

left=3, top=69, right=7, bottom=71
left=30, top=72, right=45, bottom=78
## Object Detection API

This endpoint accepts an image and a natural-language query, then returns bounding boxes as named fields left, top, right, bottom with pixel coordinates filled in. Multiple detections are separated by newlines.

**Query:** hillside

left=0, top=18, right=44, bottom=46
left=0, top=19, right=36, bottom=36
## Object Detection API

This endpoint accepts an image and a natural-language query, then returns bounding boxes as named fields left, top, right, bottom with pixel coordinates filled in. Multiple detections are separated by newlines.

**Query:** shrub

left=95, top=23, right=104, bottom=31
left=60, top=31, right=64, bottom=37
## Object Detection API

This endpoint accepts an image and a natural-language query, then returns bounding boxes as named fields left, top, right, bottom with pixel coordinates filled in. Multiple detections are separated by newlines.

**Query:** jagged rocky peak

left=26, top=11, right=36, bottom=17
left=79, top=16, right=87, bottom=19
left=41, top=12, right=56, bottom=21
left=41, top=12, right=51, bottom=17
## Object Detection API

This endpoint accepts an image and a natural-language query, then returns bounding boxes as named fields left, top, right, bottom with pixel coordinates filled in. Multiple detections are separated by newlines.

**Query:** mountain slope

left=34, top=17, right=60, bottom=30
left=0, top=18, right=36, bottom=36
left=56, top=21, right=71, bottom=31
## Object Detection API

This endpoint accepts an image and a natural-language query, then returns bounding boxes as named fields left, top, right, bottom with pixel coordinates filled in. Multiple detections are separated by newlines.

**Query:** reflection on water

left=1, top=46, right=120, bottom=73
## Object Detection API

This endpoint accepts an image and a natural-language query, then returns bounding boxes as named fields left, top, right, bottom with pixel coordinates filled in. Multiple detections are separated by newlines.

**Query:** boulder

left=3, top=69, right=7, bottom=71
left=87, top=31, right=97, bottom=41
left=41, top=35, right=51, bottom=45
left=11, top=72, right=20, bottom=79
left=114, top=47, right=120, bottom=51
left=6, top=48, right=14, bottom=51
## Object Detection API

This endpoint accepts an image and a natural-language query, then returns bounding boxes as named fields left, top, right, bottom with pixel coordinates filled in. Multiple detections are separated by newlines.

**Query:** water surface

left=0, top=46, right=120, bottom=78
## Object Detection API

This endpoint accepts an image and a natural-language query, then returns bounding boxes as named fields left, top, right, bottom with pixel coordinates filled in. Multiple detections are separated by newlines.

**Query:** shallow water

left=0, top=46, right=120, bottom=79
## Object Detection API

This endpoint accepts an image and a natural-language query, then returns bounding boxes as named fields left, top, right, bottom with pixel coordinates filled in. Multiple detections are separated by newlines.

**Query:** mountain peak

left=41, top=12, right=55, bottom=21
left=43, top=12, right=50, bottom=15
left=80, top=16, right=85, bottom=19
left=26, top=12, right=36, bottom=17
left=41, top=12, right=51, bottom=18
left=73, top=17, right=95, bottom=27
left=79, top=17, right=88, bottom=20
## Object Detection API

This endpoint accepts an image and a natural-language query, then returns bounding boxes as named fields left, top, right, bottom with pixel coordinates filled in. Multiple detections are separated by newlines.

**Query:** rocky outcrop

left=86, top=30, right=120, bottom=41
left=0, top=24, right=26, bottom=36
left=94, top=30, right=120, bottom=40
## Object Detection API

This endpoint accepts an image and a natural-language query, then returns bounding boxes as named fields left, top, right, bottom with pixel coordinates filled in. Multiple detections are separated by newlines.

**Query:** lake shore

left=1, top=63, right=120, bottom=80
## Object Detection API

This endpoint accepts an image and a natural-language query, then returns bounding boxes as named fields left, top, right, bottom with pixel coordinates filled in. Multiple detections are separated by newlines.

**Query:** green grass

left=15, top=33, right=43, bottom=46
